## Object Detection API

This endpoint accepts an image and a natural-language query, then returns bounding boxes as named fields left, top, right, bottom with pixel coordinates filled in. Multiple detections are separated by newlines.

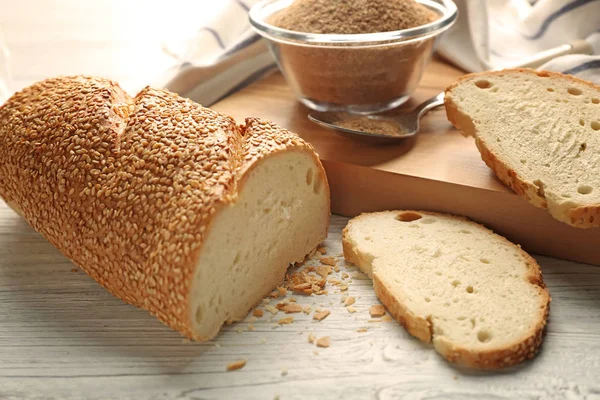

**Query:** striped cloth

left=155, top=0, right=600, bottom=106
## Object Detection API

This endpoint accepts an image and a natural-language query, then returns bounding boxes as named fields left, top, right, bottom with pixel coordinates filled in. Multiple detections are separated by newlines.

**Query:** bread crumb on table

left=226, top=360, right=247, bottom=371
left=381, top=315, right=393, bottom=322
left=316, top=265, right=333, bottom=277
left=277, top=287, right=287, bottom=297
left=320, top=257, right=337, bottom=266
left=265, top=305, right=279, bottom=315
left=356, top=327, right=368, bottom=332
left=316, top=336, right=331, bottom=348
left=313, top=310, right=330, bottom=321
left=344, top=296, right=356, bottom=306
left=278, top=316, right=294, bottom=325
left=253, top=309, right=264, bottom=318
left=281, top=367, right=288, bottom=376
left=303, top=305, right=312, bottom=314
left=317, top=246, right=327, bottom=255
left=347, top=306, right=357, bottom=313
left=308, top=332, right=316, bottom=343
left=70, top=268, right=78, bottom=273
left=277, top=302, right=303, bottom=313
left=370, top=304, right=386, bottom=317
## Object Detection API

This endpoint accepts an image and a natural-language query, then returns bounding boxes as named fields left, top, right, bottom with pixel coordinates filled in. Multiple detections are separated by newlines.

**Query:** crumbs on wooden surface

left=317, top=245, right=327, bottom=255
left=253, top=308, right=264, bottom=318
left=278, top=316, right=294, bottom=325
left=303, top=305, right=312, bottom=314
left=226, top=360, right=247, bottom=371
left=70, top=268, right=78, bottom=273
left=369, top=304, right=386, bottom=317
left=265, top=305, right=279, bottom=315
left=316, top=336, right=331, bottom=348
left=344, top=296, right=356, bottom=306
left=285, top=271, right=327, bottom=295
left=320, top=257, right=337, bottom=266
left=277, top=303, right=303, bottom=313
left=381, top=315, right=393, bottom=322
left=347, top=306, right=357, bottom=313
left=356, top=327, right=368, bottom=332
left=313, top=310, right=330, bottom=321
left=308, top=332, right=316, bottom=343
left=316, top=265, right=332, bottom=277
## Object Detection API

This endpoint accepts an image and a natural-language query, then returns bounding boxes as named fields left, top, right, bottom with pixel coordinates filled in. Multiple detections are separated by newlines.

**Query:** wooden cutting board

left=213, top=58, right=600, bottom=265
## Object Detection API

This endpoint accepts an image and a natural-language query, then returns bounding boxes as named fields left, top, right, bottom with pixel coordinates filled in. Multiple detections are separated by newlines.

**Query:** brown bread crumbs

left=370, top=305, right=386, bottom=317
left=344, top=296, right=356, bottom=306
left=320, top=257, right=337, bottom=266
left=316, top=336, right=331, bottom=348
left=278, top=316, right=294, bottom=325
left=253, top=309, right=264, bottom=318
left=276, top=303, right=303, bottom=313
left=226, top=360, right=247, bottom=371
left=313, top=310, right=330, bottom=321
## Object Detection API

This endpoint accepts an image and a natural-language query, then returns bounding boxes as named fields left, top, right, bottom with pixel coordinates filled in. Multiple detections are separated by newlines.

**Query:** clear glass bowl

left=250, top=0, right=458, bottom=114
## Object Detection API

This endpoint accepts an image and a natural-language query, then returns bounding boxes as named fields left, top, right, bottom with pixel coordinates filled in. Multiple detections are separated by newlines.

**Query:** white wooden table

left=1, top=1, right=600, bottom=399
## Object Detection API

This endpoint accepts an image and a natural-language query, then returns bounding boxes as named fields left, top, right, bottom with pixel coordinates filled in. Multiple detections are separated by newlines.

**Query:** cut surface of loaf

left=0, top=76, right=330, bottom=340
left=445, top=69, right=600, bottom=228
left=343, top=210, right=550, bottom=369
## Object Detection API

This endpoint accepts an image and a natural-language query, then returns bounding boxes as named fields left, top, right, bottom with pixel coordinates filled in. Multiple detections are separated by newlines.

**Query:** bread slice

left=445, top=69, right=600, bottom=228
left=0, top=76, right=330, bottom=341
left=342, top=210, right=550, bottom=369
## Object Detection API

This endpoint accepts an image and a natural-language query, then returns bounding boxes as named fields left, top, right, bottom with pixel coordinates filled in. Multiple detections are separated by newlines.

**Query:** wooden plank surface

left=1, top=201, right=600, bottom=399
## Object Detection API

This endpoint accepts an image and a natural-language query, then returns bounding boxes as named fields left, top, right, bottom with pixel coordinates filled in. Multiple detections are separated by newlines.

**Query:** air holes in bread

left=568, top=87, right=582, bottom=96
left=195, top=306, right=203, bottom=323
left=520, top=159, right=526, bottom=164
left=451, top=280, right=460, bottom=287
left=466, top=285, right=474, bottom=294
left=477, top=330, right=492, bottom=343
left=313, top=173, right=322, bottom=194
left=578, top=185, right=593, bottom=195
left=579, top=119, right=585, bottom=127
left=396, top=212, right=422, bottom=222
left=480, top=258, right=490, bottom=264
left=420, top=218, right=436, bottom=224
left=547, top=88, right=554, bottom=92
left=592, top=98, right=600, bottom=104
left=459, top=229, right=471, bottom=234
left=306, top=168, right=313, bottom=186
left=591, top=121, right=600, bottom=131
left=475, top=80, right=492, bottom=89
left=425, top=296, right=431, bottom=302
left=579, top=143, right=587, bottom=152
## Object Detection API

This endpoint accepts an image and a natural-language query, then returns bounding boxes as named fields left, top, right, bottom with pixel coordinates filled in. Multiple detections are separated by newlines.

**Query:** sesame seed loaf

left=445, top=69, right=600, bottom=228
left=342, top=210, right=550, bottom=369
left=0, top=76, right=330, bottom=340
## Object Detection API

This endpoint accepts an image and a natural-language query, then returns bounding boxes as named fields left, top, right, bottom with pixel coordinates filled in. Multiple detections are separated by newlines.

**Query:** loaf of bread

left=445, top=69, right=600, bottom=228
left=0, top=76, right=330, bottom=340
left=343, top=210, right=550, bottom=369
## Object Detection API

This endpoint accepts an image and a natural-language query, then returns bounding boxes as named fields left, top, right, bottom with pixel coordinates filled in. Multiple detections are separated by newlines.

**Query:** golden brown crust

left=342, top=210, right=551, bottom=369
left=444, top=68, right=600, bottom=228
left=0, top=76, right=329, bottom=340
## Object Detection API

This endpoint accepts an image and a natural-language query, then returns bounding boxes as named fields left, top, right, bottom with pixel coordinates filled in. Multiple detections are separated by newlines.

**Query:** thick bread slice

left=0, top=76, right=330, bottom=341
left=445, top=69, right=600, bottom=228
left=342, top=210, right=550, bottom=369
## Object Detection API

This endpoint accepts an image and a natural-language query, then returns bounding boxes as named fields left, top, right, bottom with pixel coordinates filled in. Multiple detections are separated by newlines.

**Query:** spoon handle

left=414, top=91, right=445, bottom=119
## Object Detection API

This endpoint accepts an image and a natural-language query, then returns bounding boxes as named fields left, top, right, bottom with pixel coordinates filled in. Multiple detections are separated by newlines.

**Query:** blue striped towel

left=156, top=0, right=600, bottom=106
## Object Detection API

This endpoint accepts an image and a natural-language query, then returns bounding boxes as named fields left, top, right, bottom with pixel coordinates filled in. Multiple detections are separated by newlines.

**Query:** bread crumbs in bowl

left=250, top=0, right=458, bottom=114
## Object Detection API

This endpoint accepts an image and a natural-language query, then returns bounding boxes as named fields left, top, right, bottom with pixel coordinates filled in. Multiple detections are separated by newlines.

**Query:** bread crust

left=342, top=210, right=550, bottom=369
left=0, top=76, right=329, bottom=340
left=445, top=68, right=600, bottom=229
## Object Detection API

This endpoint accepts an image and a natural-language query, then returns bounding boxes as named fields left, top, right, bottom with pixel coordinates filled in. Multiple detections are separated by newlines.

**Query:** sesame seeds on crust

left=0, top=76, right=322, bottom=340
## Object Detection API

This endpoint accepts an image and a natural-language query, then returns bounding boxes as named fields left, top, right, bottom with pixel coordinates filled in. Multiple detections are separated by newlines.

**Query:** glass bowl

left=250, top=0, right=458, bottom=114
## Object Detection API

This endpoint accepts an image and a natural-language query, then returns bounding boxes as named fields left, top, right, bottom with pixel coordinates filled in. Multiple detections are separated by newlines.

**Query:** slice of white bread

left=342, top=210, right=550, bottom=369
left=0, top=76, right=330, bottom=341
left=445, top=69, right=600, bottom=228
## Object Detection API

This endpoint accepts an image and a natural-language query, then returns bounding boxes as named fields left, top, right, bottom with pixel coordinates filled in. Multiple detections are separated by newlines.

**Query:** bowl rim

left=249, top=0, right=458, bottom=45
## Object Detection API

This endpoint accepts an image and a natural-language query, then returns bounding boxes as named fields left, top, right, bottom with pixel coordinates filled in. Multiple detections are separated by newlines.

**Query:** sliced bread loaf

left=0, top=76, right=330, bottom=341
left=445, top=69, right=600, bottom=228
left=342, top=210, right=550, bottom=369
